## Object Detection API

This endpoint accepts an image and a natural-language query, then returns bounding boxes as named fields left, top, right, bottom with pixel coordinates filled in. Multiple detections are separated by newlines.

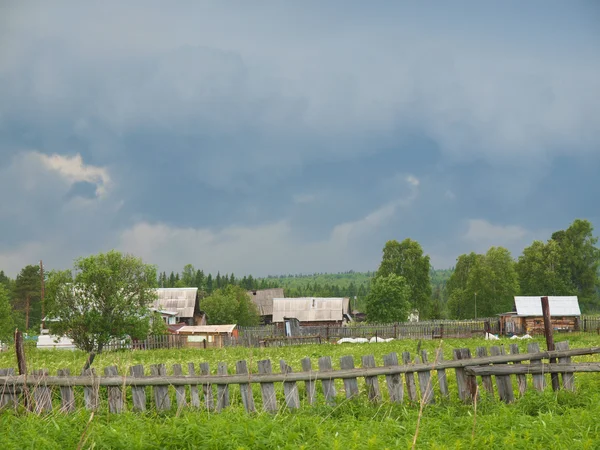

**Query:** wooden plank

left=236, top=360, right=256, bottom=413
left=383, top=352, right=403, bottom=403
left=81, top=368, right=98, bottom=411
left=528, top=342, right=546, bottom=391
left=199, top=362, right=215, bottom=411
left=172, top=364, right=187, bottom=409
left=509, top=344, right=527, bottom=396
left=339, top=356, right=359, bottom=399
left=466, top=363, right=600, bottom=375
left=461, top=348, right=478, bottom=400
left=32, top=369, right=52, bottom=413
left=280, top=360, right=300, bottom=409
left=258, top=360, right=278, bottom=412
left=216, top=362, right=230, bottom=412
left=362, top=355, right=381, bottom=403
left=130, top=365, right=146, bottom=412
left=476, top=347, right=494, bottom=396
left=541, top=296, right=561, bottom=391
left=402, top=352, right=418, bottom=402
left=555, top=341, right=574, bottom=391
left=187, top=363, right=200, bottom=408
left=415, top=352, right=433, bottom=404
left=0, top=368, right=17, bottom=409
left=453, top=349, right=470, bottom=402
left=104, top=366, right=124, bottom=413
left=301, top=357, right=316, bottom=405
left=150, top=364, right=171, bottom=411
left=434, top=349, right=449, bottom=398
left=57, top=368, right=75, bottom=413
left=318, top=356, right=337, bottom=405
left=490, top=346, right=514, bottom=403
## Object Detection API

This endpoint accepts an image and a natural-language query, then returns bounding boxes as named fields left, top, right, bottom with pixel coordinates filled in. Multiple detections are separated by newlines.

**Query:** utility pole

left=40, top=260, right=45, bottom=330
left=474, top=292, right=477, bottom=319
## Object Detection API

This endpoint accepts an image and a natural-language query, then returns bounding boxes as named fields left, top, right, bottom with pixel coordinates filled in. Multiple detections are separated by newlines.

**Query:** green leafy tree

left=366, top=274, right=411, bottom=322
left=0, top=285, right=16, bottom=343
left=14, top=264, right=42, bottom=331
left=375, top=239, right=431, bottom=317
left=46, top=251, right=158, bottom=359
left=517, top=240, right=575, bottom=296
left=201, top=285, right=259, bottom=326
left=181, top=264, right=196, bottom=287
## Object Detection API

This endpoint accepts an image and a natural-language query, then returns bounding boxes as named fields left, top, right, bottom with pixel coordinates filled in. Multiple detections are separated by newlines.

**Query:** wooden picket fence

left=1, top=342, right=599, bottom=414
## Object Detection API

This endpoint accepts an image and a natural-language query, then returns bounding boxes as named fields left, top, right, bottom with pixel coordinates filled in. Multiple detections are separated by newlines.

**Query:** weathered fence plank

left=216, top=362, right=230, bottom=412
left=490, top=346, right=514, bottom=403
left=172, top=364, right=187, bottom=409
left=105, top=366, right=124, bottom=413
left=32, top=369, right=52, bottom=413
left=301, top=357, right=316, bottom=405
left=476, top=347, right=494, bottom=396
left=556, top=341, right=574, bottom=391
left=383, top=352, right=403, bottom=403
left=200, top=362, right=215, bottom=411
left=187, top=363, right=201, bottom=408
left=236, top=360, right=256, bottom=413
left=150, top=364, right=171, bottom=411
left=258, top=360, right=278, bottom=412
left=57, top=369, right=75, bottom=413
left=0, top=368, right=16, bottom=409
left=467, top=363, right=600, bottom=375
left=81, top=368, right=98, bottom=411
left=402, top=352, right=418, bottom=402
left=528, top=342, right=546, bottom=391
left=130, top=365, right=146, bottom=411
left=415, top=352, right=433, bottom=404
left=453, top=349, right=470, bottom=402
left=434, top=349, right=449, bottom=398
left=318, top=356, right=337, bottom=405
left=340, top=356, right=359, bottom=399
left=280, top=360, right=300, bottom=409
left=362, top=355, right=381, bottom=403
left=509, top=345, right=527, bottom=396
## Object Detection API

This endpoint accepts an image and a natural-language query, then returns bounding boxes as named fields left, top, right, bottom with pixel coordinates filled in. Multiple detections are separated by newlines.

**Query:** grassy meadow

left=1, top=334, right=600, bottom=449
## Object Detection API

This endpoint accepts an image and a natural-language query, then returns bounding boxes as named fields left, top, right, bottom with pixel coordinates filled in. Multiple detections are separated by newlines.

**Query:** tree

left=366, top=274, right=411, bottom=323
left=200, top=285, right=259, bottom=326
left=517, top=240, right=575, bottom=296
left=46, top=251, right=158, bottom=359
left=375, top=239, right=431, bottom=316
left=181, top=264, right=196, bottom=287
left=447, top=248, right=519, bottom=319
left=0, top=285, right=16, bottom=343
left=14, top=264, right=42, bottom=331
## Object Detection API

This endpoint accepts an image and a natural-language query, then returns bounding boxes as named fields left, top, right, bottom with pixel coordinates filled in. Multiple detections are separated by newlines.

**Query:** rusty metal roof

left=272, top=297, right=350, bottom=323
left=513, top=296, right=580, bottom=316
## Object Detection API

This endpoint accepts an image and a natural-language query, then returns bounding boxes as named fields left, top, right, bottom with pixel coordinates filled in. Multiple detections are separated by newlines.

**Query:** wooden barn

left=499, top=296, right=581, bottom=335
left=174, top=324, right=238, bottom=348
left=247, top=288, right=284, bottom=324
left=152, top=288, right=206, bottom=326
left=272, top=297, right=351, bottom=327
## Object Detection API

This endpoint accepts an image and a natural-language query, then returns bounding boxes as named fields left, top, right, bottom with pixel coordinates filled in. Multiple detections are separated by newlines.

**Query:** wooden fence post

left=434, top=348, right=449, bottom=398
left=258, top=360, right=277, bottom=413
left=527, top=342, right=546, bottom=391
left=32, top=369, right=52, bottom=414
left=280, top=360, right=300, bottom=409
left=187, top=363, right=201, bottom=408
left=555, top=341, right=575, bottom=391
left=172, top=364, right=187, bottom=409
left=541, top=296, right=560, bottom=391
left=489, top=346, right=514, bottom=403
left=151, top=364, right=171, bottom=411
left=415, top=351, right=433, bottom=404
left=236, top=360, right=255, bottom=413
left=402, top=352, right=418, bottom=402
left=130, top=365, right=147, bottom=411
left=216, top=362, right=230, bottom=412
left=509, top=345, right=527, bottom=396
left=383, top=352, right=403, bottom=403
left=105, top=365, right=124, bottom=413
left=301, top=357, right=316, bottom=405
left=476, top=347, right=494, bottom=396
left=200, top=362, right=215, bottom=411
left=340, top=356, right=359, bottom=399
left=318, top=356, right=336, bottom=405
left=362, top=355, right=381, bottom=403
left=57, top=368, right=75, bottom=413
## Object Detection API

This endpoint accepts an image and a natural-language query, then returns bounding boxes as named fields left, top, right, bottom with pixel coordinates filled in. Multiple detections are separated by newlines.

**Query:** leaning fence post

left=216, top=362, right=230, bottom=412
left=402, top=352, right=418, bottom=402
left=172, top=364, right=187, bottom=409
left=301, top=357, right=316, bottom=405
left=280, top=360, right=300, bottom=409
left=236, top=360, right=256, bottom=413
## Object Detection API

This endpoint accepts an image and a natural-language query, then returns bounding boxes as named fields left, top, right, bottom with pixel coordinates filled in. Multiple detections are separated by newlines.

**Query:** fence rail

left=1, top=342, right=598, bottom=414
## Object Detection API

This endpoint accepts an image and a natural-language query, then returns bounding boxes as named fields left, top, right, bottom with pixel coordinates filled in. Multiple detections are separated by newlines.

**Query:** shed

left=247, top=288, right=284, bottom=324
left=272, top=297, right=351, bottom=326
left=153, top=288, right=202, bottom=325
left=499, top=296, right=581, bottom=335
left=174, top=324, right=238, bottom=348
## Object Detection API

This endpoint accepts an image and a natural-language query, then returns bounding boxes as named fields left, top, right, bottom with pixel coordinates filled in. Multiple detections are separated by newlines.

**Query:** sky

left=0, top=1, right=599, bottom=278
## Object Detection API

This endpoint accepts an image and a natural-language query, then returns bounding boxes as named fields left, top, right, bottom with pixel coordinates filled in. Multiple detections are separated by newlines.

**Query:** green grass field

left=1, top=334, right=600, bottom=449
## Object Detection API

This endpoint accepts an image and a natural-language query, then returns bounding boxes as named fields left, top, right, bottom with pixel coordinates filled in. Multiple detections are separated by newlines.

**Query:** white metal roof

left=513, top=296, right=581, bottom=316
left=153, top=288, right=198, bottom=319
left=247, top=288, right=285, bottom=316
left=272, top=297, right=350, bottom=323
left=175, top=325, right=236, bottom=334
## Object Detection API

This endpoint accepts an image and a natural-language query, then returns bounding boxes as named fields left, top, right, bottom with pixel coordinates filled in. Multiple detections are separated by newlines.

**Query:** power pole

left=40, top=260, right=45, bottom=330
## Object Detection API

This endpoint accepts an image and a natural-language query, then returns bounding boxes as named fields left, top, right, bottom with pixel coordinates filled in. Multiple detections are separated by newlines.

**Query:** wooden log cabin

left=499, top=296, right=581, bottom=336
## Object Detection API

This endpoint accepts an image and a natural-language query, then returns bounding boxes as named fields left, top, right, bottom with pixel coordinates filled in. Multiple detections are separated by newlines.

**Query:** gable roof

left=272, top=297, right=350, bottom=323
left=175, top=324, right=236, bottom=334
left=513, top=296, right=581, bottom=316
left=247, top=288, right=284, bottom=316
left=153, top=288, right=198, bottom=319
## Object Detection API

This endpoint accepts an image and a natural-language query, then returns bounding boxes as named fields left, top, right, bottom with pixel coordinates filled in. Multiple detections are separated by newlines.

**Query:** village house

left=272, top=297, right=351, bottom=327
left=247, top=288, right=285, bottom=324
left=173, top=324, right=238, bottom=348
left=499, top=296, right=581, bottom=335
left=152, top=287, right=206, bottom=326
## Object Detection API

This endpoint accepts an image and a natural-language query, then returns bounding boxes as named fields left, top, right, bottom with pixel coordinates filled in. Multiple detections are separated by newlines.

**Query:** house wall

left=501, top=315, right=579, bottom=335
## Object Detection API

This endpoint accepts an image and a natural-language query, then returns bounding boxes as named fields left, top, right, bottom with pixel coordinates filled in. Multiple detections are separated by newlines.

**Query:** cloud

left=37, top=153, right=111, bottom=197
